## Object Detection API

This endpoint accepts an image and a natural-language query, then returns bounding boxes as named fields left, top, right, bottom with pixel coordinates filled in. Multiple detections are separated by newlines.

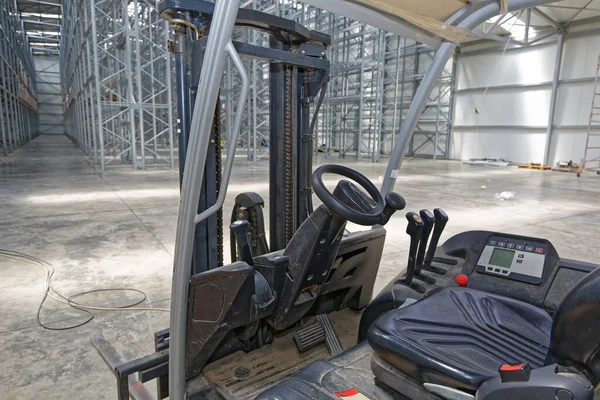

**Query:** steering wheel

left=312, top=164, right=403, bottom=226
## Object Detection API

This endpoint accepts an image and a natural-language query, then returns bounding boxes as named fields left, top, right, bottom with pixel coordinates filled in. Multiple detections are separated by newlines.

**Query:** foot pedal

left=293, top=314, right=344, bottom=356
left=293, top=321, right=326, bottom=353
left=316, top=314, right=343, bottom=356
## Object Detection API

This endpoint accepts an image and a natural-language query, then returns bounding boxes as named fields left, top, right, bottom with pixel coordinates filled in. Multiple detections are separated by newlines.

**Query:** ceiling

left=539, top=0, right=600, bottom=23
left=470, top=0, right=600, bottom=46
left=16, top=0, right=62, bottom=56
left=13, top=0, right=600, bottom=57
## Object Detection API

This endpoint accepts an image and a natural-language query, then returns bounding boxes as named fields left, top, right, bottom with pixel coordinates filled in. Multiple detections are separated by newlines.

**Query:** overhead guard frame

left=168, top=1, right=561, bottom=399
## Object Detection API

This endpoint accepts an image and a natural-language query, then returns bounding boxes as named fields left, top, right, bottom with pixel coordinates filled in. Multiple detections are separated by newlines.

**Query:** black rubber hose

left=308, top=72, right=329, bottom=143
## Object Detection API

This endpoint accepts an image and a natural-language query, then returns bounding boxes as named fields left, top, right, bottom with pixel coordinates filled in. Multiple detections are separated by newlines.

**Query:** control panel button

left=525, top=246, right=534, bottom=252
left=518, top=254, right=524, bottom=259
left=535, top=248, right=544, bottom=254
left=516, top=245, right=524, bottom=250
left=489, top=240, right=497, bottom=246
left=501, top=270, right=509, bottom=274
left=487, top=267, right=493, bottom=271
left=516, top=259, right=523, bottom=264
left=498, top=242, right=506, bottom=248
left=507, top=243, right=515, bottom=249
left=494, top=268, right=501, bottom=273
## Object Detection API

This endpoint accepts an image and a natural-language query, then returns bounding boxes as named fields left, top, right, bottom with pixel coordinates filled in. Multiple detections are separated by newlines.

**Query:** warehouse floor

left=1, top=135, right=600, bottom=399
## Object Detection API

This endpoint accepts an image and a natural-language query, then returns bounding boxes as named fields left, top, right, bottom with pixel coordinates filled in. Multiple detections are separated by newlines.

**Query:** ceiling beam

left=566, top=0, right=594, bottom=25
left=568, top=14, right=600, bottom=27
left=531, top=7, right=561, bottom=30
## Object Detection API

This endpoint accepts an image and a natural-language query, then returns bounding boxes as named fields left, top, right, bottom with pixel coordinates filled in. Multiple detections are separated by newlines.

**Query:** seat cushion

left=367, top=287, right=553, bottom=390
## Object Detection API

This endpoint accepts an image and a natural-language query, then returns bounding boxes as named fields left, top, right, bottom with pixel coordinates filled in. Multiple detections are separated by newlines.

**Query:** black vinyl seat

left=367, top=287, right=553, bottom=390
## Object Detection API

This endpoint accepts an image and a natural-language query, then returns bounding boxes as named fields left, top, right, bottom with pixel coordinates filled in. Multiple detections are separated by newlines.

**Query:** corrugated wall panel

left=451, top=31, right=600, bottom=165
left=34, top=56, right=63, bottom=136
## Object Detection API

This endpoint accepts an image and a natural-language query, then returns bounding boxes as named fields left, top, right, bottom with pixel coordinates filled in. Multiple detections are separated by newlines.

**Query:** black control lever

left=415, top=209, right=435, bottom=275
left=379, top=192, right=406, bottom=225
left=423, top=208, right=449, bottom=268
left=404, top=212, right=424, bottom=286
left=230, top=220, right=254, bottom=266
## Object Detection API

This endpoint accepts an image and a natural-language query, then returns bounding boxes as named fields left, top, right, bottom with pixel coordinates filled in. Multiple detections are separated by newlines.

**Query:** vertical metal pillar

left=446, top=49, right=459, bottom=157
left=357, top=26, right=366, bottom=160
left=123, top=4, right=139, bottom=167
left=90, top=1, right=105, bottom=169
left=165, top=21, right=175, bottom=169
left=543, top=33, right=564, bottom=166
left=169, top=1, right=240, bottom=396
left=132, top=0, right=146, bottom=168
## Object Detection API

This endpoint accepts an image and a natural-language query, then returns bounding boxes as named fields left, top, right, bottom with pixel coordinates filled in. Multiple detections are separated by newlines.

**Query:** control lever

left=230, top=220, right=254, bottom=266
left=415, top=209, right=435, bottom=275
left=379, top=192, right=406, bottom=225
left=404, top=212, right=424, bottom=286
left=423, top=208, right=449, bottom=268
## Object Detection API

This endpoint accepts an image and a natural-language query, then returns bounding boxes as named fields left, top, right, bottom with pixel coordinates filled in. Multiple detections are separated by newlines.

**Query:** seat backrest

left=550, top=267, right=600, bottom=384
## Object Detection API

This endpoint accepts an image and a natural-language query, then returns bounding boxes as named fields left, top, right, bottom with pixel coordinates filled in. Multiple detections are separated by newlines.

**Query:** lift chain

left=197, top=21, right=224, bottom=267
left=284, top=65, right=294, bottom=244
left=214, top=96, right=224, bottom=268
left=199, top=24, right=224, bottom=268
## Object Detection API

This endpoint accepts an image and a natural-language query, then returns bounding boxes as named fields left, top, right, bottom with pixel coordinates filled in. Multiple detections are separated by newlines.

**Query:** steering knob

left=380, top=192, right=406, bottom=225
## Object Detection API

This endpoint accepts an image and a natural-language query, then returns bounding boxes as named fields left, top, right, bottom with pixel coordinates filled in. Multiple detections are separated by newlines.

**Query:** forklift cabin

left=92, top=1, right=600, bottom=400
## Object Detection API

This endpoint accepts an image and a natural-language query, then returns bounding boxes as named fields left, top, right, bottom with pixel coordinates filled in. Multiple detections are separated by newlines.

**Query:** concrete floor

left=1, top=135, right=599, bottom=399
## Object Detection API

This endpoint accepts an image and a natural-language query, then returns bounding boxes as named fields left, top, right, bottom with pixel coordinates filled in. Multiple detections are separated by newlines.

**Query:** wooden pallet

left=518, top=163, right=552, bottom=170
left=551, top=164, right=581, bottom=173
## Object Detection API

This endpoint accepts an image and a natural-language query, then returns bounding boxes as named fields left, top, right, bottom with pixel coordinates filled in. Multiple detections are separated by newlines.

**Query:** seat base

left=370, top=354, right=440, bottom=400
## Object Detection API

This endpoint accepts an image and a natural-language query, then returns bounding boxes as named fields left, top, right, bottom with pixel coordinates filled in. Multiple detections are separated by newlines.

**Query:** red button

left=500, top=363, right=524, bottom=371
left=535, top=248, right=543, bottom=253
left=456, top=274, right=469, bottom=287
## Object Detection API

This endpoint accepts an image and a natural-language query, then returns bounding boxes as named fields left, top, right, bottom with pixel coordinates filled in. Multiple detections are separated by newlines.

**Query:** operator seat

left=367, top=268, right=600, bottom=398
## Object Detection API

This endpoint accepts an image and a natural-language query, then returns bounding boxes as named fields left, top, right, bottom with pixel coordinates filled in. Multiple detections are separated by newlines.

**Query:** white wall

left=451, top=31, right=600, bottom=164
left=34, top=56, right=64, bottom=136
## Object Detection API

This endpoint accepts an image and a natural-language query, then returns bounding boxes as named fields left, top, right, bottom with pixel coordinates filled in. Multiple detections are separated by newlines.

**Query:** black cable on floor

left=0, top=249, right=168, bottom=331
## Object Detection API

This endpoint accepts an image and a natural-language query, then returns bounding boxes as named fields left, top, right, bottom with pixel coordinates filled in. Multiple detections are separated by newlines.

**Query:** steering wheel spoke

left=312, top=165, right=404, bottom=226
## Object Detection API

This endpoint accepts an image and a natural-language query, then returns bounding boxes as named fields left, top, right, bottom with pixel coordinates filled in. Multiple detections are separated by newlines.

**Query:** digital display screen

left=489, top=248, right=515, bottom=268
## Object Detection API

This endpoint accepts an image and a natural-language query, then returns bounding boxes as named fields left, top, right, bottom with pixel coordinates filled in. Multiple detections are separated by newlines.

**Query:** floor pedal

left=293, top=321, right=326, bottom=353
left=293, top=314, right=344, bottom=356
left=316, top=314, right=343, bottom=356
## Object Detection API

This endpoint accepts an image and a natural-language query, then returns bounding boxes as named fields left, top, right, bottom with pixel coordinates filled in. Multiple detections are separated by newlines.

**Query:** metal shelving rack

left=223, top=0, right=455, bottom=163
left=0, top=0, right=39, bottom=156
left=221, top=0, right=273, bottom=162
left=60, top=0, right=175, bottom=170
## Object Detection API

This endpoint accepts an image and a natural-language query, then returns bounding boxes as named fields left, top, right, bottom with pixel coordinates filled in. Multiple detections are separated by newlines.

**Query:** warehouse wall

left=451, top=31, right=600, bottom=165
left=34, top=56, right=64, bottom=136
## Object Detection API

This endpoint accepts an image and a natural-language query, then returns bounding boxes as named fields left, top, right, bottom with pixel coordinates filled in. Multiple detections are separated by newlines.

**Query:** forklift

left=92, top=1, right=600, bottom=399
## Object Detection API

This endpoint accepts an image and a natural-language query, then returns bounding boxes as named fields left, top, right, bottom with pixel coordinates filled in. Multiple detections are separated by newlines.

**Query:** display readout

left=489, top=248, right=515, bottom=268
